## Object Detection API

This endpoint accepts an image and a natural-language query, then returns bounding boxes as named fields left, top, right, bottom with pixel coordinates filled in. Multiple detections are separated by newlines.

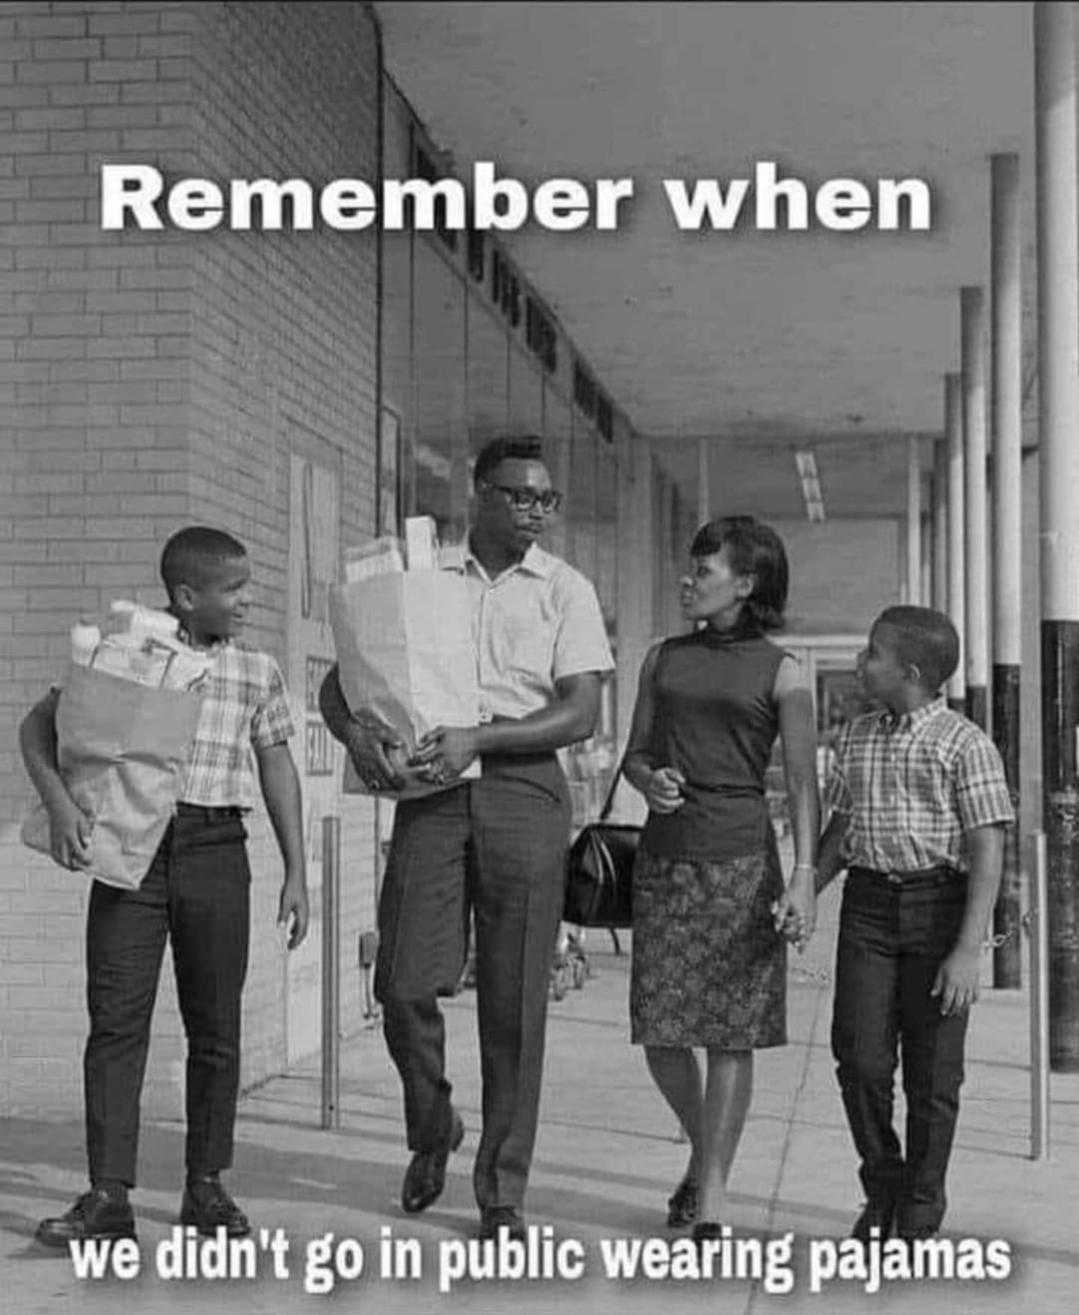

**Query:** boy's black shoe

left=478, top=1205, right=526, bottom=1242
left=666, top=1175, right=699, bottom=1227
left=36, top=1186, right=136, bottom=1249
left=401, top=1110, right=464, bottom=1214
left=180, top=1174, right=250, bottom=1238
left=896, top=1221, right=939, bottom=1242
left=851, top=1198, right=896, bottom=1242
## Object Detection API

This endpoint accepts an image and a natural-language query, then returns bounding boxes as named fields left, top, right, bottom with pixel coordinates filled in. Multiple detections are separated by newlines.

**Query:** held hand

left=772, top=868, right=817, bottom=951
left=344, top=714, right=405, bottom=792
left=278, top=874, right=310, bottom=951
left=931, top=945, right=981, bottom=1015
left=49, top=796, right=94, bottom=871
left=412, top=726, right=479, bottom=784
left=645, top=767, right=686, bottom=815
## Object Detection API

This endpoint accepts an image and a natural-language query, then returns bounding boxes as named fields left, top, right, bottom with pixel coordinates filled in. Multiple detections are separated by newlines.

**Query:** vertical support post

left=961, top=286, right=989, bottom=730
left=932, top=438, right=948, bottom=612
left=920, top=507, right=933, bottom=615
left=321, top=814, right=341, bottom=1130
left=945, top=373, right=966, bottom=711
left=906, top=437, right=921, bottom=606
left=616, top=431, right=655, bottom=751
left=991, top=151, right=1023, bottom=988
left=697, top=437, right=710, bottom=528
left=1035, top=0, right=1079, bottom=1071
left=1030, top=832, right=1051, bottom=1160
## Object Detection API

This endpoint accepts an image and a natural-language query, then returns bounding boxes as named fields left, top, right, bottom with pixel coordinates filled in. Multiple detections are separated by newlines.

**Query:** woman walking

left=623, top=515, right=819, bottom=1241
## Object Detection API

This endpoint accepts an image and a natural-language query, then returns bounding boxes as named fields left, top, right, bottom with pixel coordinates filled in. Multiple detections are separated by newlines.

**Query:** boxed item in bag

left=343, top=536, right=405, bottom=583
left=69, top=601, right=214, bottom=691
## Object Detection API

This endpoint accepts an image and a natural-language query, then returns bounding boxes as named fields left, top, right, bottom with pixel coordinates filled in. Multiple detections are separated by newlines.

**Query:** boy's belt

left=175, top=802, right=245, bottom=821
left=849, top=862, right=963, bottom=888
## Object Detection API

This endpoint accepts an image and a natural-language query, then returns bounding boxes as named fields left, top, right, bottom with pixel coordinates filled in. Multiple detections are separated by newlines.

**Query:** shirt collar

left=455, top=537, right=556, bottom=582
left=878, top=694, right=947, bottom=734
left=173, top=616, right=231, bottom=654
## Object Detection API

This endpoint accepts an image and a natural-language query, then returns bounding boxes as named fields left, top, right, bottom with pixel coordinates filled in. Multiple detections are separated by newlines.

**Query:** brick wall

left=0, top=0, right=381, bottom=1117
left=182, top=0, right=382, bottom=1090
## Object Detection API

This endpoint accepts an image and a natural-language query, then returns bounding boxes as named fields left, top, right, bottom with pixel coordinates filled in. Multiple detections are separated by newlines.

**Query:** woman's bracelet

left=792, top=863, right=817, bottom=874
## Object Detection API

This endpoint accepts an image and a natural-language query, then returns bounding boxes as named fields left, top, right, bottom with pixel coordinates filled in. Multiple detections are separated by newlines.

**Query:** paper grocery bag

left=21, top=664, right=202, bottom=890
left=329, top=569, right=481, bottom=798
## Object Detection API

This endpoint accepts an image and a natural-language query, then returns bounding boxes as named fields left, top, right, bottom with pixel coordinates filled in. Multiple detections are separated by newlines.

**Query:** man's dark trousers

left=375, top=753, right=571, bottom=1211
left=831, top=866, right=970, bottom=1234
left=84, top=806, right=251, bottom=1187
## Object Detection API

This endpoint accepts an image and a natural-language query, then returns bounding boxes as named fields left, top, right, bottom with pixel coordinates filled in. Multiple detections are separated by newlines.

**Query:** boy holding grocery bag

left=20, top=525, right=308, bottom=1248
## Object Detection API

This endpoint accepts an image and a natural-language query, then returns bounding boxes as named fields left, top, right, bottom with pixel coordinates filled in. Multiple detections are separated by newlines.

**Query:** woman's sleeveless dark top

left=640, top=626, right=786, bottom=862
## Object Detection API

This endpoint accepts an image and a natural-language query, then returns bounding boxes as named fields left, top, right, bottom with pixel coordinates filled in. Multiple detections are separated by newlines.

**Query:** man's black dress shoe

left=479, top=1205, right=527, bottom=1242
left=691, top=1220, right=727, bottom=1257
left=851, top=1198, right=896, bottom=1242
left=691, top=1221, right=725, bottom=1242
left=401, top=1110, right=464, bottom=1214
left=36, top=1187, right=136, bottom=1249
left=180, top=1174, right=251, bottom=1238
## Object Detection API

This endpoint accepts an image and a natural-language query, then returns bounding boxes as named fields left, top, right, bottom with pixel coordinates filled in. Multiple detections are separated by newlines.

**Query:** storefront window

left=541, top=381, right=572, bottom=558
left=508, top=341, right=544, bottom=438
left=567, top=416, right=598, bottom=582
left=595, top=438, right=618, bottom=628
left=413, top=240, right=467, bottom=543
left=466, top=293, right=508, bottom=455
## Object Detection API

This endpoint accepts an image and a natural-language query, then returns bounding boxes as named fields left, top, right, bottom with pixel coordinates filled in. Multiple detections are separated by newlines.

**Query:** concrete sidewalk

left=2, top=886, right=1077, bottom=1314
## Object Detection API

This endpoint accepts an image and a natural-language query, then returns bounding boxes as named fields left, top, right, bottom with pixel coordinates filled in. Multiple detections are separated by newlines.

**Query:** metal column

left=945, top=373, right=966, bottom=711
left=697, top=437, right=710, bottom=528
left=990, top=151, right=1023, bottom=988
left=1035, top=0, right=1079, bottom=1070
left=961, top=286, right=989, bottom=730
left=906, top=437, right=921, bottom=606
left=321, top=815, right=341, bottom=1129
left=932, top=438, right=948, bottom=613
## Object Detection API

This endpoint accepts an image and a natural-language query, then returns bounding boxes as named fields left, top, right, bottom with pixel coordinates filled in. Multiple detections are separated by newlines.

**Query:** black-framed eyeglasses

left=482, top=483, right=563, bottom=515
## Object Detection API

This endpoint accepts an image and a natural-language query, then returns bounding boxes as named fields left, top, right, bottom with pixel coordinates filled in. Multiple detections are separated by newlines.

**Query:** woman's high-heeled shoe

left=666, top=1176, right=699, bottom=1227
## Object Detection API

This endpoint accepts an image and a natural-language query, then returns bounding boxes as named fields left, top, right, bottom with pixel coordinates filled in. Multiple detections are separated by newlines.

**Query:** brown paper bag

left=21, top=664, right=202, bottom=890
left=329, top=569, right=481, bottom=798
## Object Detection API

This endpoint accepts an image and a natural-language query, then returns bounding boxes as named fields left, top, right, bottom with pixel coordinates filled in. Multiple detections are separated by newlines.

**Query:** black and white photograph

left=1, top=2, right=1077, bottom=1311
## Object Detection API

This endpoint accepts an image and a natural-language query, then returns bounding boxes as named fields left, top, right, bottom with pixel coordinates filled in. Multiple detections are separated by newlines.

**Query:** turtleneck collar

left=697, top=616, right=764, bottom=646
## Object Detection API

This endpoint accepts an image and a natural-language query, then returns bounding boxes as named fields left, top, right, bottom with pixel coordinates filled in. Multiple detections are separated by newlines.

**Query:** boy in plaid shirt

left=816, top=606, right=1013, bottom=1243
left=20, top=526, right=309, bottom=1248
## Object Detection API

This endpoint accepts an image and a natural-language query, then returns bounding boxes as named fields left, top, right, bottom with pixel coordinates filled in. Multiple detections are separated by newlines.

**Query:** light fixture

left=794, top=448, right=826, bottom=522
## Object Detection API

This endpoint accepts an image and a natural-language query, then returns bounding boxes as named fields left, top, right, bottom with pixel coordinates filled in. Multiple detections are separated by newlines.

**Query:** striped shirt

left=823, top=697, right=1014, bottom=874
left=180, top=641, right=295, bottom=808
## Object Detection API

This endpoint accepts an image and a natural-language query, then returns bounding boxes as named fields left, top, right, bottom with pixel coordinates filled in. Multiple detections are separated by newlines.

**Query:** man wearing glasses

left=319, top=435, right=613, bottom=1241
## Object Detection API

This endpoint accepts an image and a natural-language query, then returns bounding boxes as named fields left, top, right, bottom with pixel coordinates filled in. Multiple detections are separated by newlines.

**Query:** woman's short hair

left=875, top=605, right=959, bottom=692
left=690, top=515, right=789, bottom=631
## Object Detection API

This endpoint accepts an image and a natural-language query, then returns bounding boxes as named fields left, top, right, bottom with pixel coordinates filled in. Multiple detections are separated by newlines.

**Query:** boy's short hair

left=160, top=525, right=247, bottom=600
left=690, top=514, right=789, bottom=631
left=875, top=605, right=959, bottom=692
left=473, top=435, right=545, bottom=487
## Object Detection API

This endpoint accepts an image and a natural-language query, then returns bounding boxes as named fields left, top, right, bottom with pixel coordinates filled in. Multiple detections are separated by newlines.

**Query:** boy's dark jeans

left=84, top=806, right=251, bottom=1188
left=831, top=866, right=970, bottom=1235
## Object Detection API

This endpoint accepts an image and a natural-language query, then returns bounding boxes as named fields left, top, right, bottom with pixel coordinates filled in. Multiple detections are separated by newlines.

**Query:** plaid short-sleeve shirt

left=823, top=696, right=1014, bottom=874
left=180, top=641, right=295, bottom=808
